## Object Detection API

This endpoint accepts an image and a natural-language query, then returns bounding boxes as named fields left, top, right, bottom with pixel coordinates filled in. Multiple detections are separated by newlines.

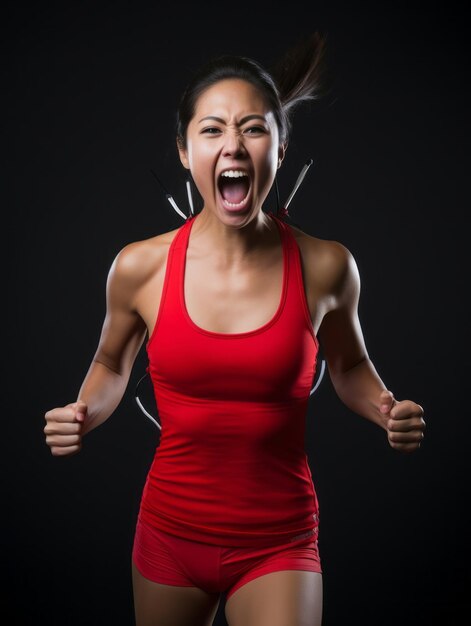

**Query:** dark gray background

left=3, top=1, right=468, bottom=624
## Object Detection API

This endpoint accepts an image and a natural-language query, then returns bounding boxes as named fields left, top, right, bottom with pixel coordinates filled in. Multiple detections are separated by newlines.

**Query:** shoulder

left=287, top=223, right=360, bottom=298
left=107, top=226, right=181, bottom=293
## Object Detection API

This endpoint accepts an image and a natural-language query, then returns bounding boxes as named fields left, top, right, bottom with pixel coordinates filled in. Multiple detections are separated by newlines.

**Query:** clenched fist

left=44, top=401, right=87, bottom=457
left=379, top=390, right=426, bottom=453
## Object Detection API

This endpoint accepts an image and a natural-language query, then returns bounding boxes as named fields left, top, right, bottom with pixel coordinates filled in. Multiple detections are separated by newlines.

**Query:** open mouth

left=217, top=169, right=251, bottom=210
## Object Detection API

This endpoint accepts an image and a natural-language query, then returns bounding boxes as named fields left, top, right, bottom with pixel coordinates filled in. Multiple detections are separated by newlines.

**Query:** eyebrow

left=197, top=114, right=268, bottom=125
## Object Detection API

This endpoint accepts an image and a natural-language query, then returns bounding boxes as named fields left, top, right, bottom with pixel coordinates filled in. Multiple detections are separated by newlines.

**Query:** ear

left=177, top=137, right=190, bottom=170
left=277, top=143, right=287, bottom=169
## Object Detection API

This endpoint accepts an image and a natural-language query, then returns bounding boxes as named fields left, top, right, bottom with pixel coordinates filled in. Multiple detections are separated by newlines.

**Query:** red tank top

left=139, top=213, right=320, bottom=547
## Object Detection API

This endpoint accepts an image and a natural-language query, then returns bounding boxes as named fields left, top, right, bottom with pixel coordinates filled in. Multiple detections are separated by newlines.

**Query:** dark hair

left=176, top=32, right=327, bottom=148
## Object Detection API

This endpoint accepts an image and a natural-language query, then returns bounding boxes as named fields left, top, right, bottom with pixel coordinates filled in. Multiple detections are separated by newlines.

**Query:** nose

left=222, top=130, right=246, bottom=158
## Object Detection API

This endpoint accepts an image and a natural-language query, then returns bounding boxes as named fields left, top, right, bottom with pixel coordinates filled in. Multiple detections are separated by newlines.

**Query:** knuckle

left=51, top=446, right=72, bottom=457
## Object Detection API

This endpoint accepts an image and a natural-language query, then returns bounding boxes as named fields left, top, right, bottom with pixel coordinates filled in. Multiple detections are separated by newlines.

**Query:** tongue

left=220, top=179, right=248, bottom=204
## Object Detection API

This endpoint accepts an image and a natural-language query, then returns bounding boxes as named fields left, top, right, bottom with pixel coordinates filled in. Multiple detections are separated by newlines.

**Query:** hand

left=44, top=401, right=87, bottom=457
left=379, top=390, right=426, bottom=453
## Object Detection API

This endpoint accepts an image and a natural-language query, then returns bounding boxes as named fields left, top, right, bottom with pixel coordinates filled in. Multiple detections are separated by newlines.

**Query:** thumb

left=379, top=390, right=395, bottom=415
left=73, top=400, right=88, bottom=423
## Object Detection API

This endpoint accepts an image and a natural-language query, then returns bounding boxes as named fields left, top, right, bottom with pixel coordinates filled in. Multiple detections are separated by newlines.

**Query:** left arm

left=316, top=242, right=425, bottom=452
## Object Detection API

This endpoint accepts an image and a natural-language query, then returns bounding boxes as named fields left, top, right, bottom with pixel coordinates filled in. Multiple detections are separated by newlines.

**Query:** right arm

left=44, top=243, right=149, bottom=456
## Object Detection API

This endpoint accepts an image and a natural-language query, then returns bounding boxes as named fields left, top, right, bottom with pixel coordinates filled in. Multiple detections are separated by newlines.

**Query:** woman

left=44, top=33, right=426, bottom=626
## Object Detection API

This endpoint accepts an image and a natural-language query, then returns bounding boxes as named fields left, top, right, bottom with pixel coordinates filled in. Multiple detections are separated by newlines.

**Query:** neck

left=190, top=207, right=277, bottom=263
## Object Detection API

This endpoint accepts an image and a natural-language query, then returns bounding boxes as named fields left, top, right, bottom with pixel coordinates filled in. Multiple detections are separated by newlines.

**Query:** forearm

left=329, top=357, right=389, bottom=430
left=76, top=359, right=130, bottom=435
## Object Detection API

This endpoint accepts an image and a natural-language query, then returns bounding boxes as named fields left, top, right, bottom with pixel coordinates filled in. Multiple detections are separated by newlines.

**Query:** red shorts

left=132, top=517, right=322, bottom=601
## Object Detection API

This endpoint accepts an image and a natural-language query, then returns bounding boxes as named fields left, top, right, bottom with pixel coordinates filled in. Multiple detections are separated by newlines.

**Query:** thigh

left=132, top=561, right=221, bottom=626
left=225, top=570, right=323, bottom=626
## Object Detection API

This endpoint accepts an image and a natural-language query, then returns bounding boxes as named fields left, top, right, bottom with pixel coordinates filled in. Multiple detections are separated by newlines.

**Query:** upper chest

left=137, top=226, right=325, bottom=336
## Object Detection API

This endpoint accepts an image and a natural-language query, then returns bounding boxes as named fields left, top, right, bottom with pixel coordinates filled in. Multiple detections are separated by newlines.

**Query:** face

left=178, top=78, right=285, bottom=226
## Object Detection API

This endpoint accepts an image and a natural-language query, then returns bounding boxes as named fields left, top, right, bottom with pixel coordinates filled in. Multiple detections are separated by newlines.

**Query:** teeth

left=220, top=170, right=248, bottom=178
left=225, top=198, right=247, bottom=208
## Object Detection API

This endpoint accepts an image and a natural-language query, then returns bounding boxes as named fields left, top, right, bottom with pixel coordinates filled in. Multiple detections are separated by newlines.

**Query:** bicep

left=317, top=248, right=369, bottom=375
left=93, top=251, right=148, bottom=375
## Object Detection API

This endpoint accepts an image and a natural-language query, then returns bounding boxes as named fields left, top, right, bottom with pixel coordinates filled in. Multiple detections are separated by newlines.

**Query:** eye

left=201, top=127, right=222, bottom=135
left=243, top=125, right=267, bottom=135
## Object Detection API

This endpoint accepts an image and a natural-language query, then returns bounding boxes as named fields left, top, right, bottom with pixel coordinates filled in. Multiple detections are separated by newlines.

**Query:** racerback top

left=138, top=212, right=320, bottom=547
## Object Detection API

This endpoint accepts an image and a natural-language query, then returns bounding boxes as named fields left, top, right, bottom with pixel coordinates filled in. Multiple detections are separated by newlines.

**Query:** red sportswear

left=138, top=213, right=320, bottom=547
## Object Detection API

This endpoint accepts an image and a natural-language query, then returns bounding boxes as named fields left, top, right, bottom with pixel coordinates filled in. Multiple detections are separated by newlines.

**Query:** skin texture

left=44, top=78, right=426, bottom=625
